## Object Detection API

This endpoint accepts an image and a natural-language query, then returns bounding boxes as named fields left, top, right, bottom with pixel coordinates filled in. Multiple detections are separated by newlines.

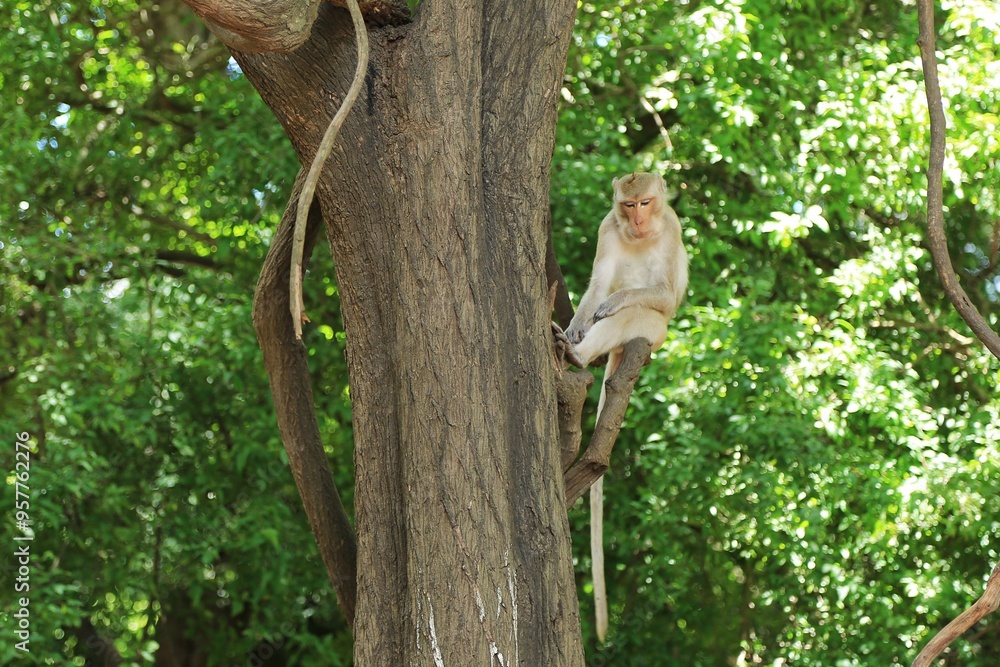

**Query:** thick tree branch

left=916, top=0, right=1000, bottom=360
left=184, top=0, right=322, bottom=52
left=252, top=169, right=358, bottom=628
left=563, top=338, right=651, bottom=507
left=556, top=369, right=593, bottom=472
left=912, top=561, right=1000, bottom=667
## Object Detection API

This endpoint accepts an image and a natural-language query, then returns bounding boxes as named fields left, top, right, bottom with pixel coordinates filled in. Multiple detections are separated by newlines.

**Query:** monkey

left=564, top=172, right=688, bottom=642
left=565, top=172, right=687, bottom=361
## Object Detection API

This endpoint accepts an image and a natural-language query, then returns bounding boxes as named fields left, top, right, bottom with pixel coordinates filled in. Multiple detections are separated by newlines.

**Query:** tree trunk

left=227, top=2, right=583, bottom=663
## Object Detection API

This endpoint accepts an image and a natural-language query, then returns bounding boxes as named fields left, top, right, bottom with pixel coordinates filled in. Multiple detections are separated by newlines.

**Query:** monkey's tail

left=592, top=475, right=608, bottom=642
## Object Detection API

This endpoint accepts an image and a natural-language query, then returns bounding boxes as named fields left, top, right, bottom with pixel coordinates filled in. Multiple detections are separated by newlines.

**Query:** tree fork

left=563, top=338, right=651, bottom=507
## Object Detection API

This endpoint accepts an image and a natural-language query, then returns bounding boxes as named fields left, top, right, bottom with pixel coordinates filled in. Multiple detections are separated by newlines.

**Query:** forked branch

left=563, top=338, right=651, bottom=507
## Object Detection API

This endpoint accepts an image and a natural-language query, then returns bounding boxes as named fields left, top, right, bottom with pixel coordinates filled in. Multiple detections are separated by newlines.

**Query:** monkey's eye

left=639, top=199, right=652, bottom=206
left=623, top=202, right=636, bottom=209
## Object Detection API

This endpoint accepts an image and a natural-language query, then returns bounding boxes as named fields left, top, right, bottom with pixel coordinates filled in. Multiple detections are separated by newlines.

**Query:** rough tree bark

left=181, top=0, right=584, bottom=664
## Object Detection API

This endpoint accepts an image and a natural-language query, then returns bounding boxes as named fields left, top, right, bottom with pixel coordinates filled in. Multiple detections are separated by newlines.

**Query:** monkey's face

left=618, top=196, right=659, bottom=240
left=613, top=172, right=667, bottom=240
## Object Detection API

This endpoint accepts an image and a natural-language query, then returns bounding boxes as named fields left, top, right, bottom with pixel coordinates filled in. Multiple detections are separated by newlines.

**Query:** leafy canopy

left=2, top=0, right=1000, bottom=665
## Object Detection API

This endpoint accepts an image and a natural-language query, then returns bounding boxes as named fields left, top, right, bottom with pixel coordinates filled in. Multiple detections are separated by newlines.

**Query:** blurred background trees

left=2, top=0, right=999, bottom=664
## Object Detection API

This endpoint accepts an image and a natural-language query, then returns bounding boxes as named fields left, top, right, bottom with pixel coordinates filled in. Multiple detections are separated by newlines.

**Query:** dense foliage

left=1, top=1, right=352, bottom=663
left=554, top=1, right=1000, bottom=664
left=1, top=0, right=998, bottom=664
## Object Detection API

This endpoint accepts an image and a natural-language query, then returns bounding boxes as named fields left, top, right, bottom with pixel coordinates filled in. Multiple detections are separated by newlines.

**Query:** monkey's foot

left=551, top=322, right=587, bottom=369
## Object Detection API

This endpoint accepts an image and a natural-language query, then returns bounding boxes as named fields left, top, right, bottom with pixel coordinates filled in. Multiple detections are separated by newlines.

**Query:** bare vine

left=290, top=0, right=369, bottom=339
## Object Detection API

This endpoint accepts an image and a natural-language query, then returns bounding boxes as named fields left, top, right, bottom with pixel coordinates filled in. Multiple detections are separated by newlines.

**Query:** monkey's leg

left=574, top=307, right=668, bottom=366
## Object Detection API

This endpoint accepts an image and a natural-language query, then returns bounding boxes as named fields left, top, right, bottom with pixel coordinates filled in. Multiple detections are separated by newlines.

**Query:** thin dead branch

left=638, top=94, right=673, bottom=151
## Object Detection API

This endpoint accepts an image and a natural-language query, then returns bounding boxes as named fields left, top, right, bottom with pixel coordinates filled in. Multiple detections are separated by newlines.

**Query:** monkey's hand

left=563, top=322, right=587, bottom=345
left=593, top=293, right=626, bottom=322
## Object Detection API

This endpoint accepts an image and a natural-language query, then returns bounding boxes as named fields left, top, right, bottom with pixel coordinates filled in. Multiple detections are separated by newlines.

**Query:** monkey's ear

left=612, top=177, right=619, bottom=188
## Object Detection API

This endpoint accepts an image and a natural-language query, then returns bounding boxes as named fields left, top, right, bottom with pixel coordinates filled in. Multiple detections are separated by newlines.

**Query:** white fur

left=565, top=174, right=689, bottom=643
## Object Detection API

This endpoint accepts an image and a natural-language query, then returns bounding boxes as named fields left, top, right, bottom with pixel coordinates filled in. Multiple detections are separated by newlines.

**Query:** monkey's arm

left=594, top=285, right=681, bottom=322
left=565, top=232, right=615, bottom=343
left=565, top=270, right=611, bottom=343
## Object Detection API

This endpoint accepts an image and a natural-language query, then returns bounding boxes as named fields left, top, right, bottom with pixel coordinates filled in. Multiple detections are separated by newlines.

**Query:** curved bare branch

left=253, top=170, right=358, bottom=628
left=916, top=0, right=1000, bottom=361
left=912, top=561, right=1000, bottom=667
